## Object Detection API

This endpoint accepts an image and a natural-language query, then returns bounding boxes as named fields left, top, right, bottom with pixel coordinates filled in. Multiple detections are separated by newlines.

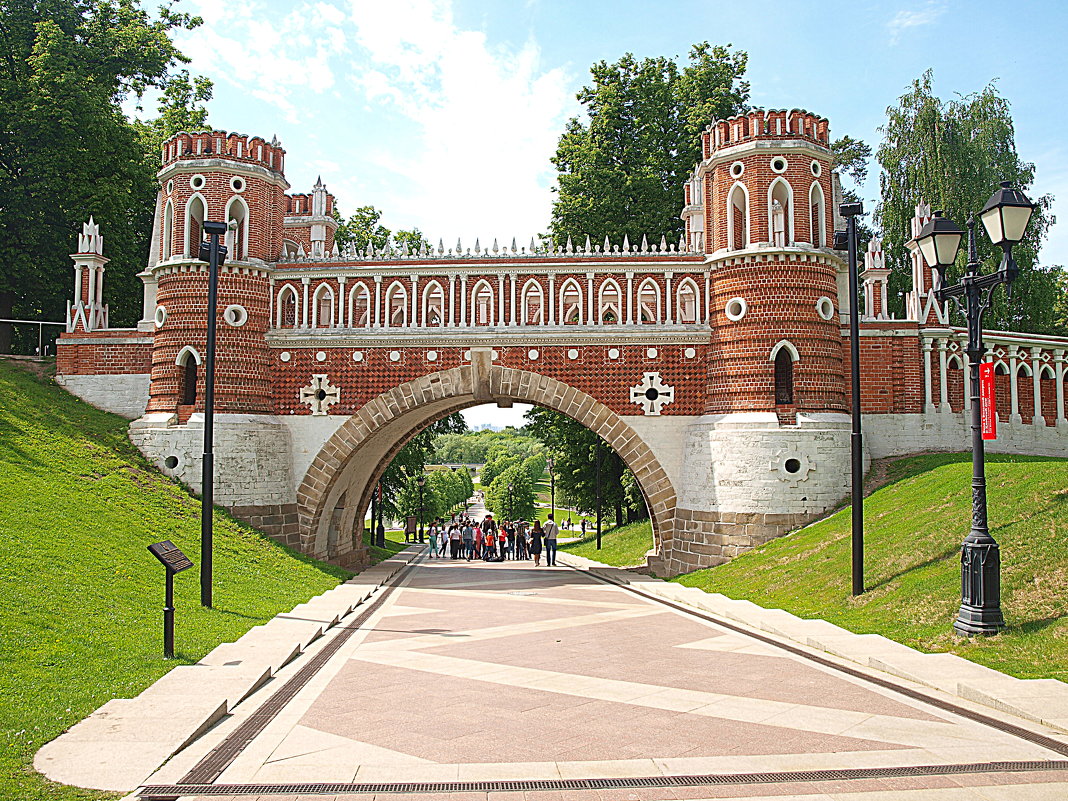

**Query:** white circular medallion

left=684, top=347, right=696, bottom=359
left=608, top=348, right=620, bottom=360
left=280, top=351, right=291, bottom=363
left=230, top=176, right=246, bottom=193
left=770, top=157, right=788, bottom=174
left=166, top=180, right=174, bottom=195
left=725, top=297, right=748, bottom=322
left=463, top=349, right=471, bottom=361
left=811, top=160, right=822, bottom=177
left=427, top=350, right=438, bottom=362
left=190, top=174, right=206, bottom=190
left=352, top=351, right=364, bottom=362
left=816, top=296, right=835, bottom=321
left=154, top=305, right=168, bottom=329
left=389, top=350, right=401, bottom=362
left=223, top=304, right=248, bottom=327
left=527, top=349, right=539, bottom=361
left=646, top=347, right=658, bottom=359
left=730, top=161, right=745, bottom=178
left=567, top=348, right=579, bottom=360
left=315, top=351, right=327, bottom=362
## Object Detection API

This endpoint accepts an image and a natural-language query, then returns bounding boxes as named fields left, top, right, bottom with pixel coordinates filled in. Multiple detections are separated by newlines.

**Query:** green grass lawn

left=0, top=360, right=352, bottom=800
left=674, top=452, right=1068, bottom=682
left=363, top=527, right=415, bottom=562
left=560, top=520, right=654, bottom=566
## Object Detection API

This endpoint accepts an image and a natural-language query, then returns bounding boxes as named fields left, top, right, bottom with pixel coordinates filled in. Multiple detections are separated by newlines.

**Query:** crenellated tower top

left=702, top=109, right=831, bottom=160
left=160, top=130, right=286, bottom=177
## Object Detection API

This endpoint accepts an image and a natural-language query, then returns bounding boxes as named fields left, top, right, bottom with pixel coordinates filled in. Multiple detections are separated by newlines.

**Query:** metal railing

left=0, top=318, right=66, bottom=361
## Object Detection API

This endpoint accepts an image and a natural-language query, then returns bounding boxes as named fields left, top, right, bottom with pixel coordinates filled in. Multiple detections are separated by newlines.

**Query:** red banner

left=980, top=362, right=997, bottom=440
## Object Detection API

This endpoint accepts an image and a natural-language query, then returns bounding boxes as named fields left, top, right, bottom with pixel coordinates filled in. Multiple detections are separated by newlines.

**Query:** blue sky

left=164, top=0, right=1068, bottom=428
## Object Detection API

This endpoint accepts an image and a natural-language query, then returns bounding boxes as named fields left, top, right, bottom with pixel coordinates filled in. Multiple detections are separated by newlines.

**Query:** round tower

left=147, top=130, right=288, bottom=418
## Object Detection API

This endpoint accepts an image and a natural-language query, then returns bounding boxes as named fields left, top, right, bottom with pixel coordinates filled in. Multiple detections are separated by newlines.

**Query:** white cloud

left=887, top=2, right=947, bottom=45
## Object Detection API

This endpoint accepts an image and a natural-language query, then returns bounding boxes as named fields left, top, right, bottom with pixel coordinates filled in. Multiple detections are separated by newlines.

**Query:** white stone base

left=866, top=412, right=1068, bottom=459
left=56, top=373, right=150, bottom=419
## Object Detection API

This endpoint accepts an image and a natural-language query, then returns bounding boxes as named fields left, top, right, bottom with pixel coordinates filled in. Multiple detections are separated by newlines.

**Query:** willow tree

left=876, top=71, right=1063, bottom=334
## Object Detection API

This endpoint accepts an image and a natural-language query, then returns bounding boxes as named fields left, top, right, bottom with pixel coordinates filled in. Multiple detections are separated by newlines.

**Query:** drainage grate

left=139, top=760, right=1068, bottom=797
left=177, top=556, right=423, bottom=785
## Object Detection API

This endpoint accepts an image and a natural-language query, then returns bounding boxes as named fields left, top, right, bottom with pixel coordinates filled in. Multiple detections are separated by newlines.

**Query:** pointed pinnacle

left=641, top=234, right=649, bottom=253
left=584, top=235, right=592, bottom=253
left=622, top=234, right=631, bottom=253
left=565, top=235, right=573, bottom=253
left=492, top=238, right=498, bottom=254
left=660, top=235, right=668, bottom=251
left=511, top=237, right=517, bottom=253
left=604, top=235, right=611, bottom=252
left=438, top=238, right=445, bottom=254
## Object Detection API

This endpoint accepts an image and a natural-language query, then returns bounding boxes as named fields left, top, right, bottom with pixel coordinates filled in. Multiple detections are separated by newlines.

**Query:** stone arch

left=295, top=365, right=677, bottom=564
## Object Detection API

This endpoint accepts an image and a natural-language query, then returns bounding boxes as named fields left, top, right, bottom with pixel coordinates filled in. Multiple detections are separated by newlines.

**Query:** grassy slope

left=675, top=452, right=1068, bottom=681
left=561, top=520, right=653, bottom=566
left=0, top=361, right=351, bottom=800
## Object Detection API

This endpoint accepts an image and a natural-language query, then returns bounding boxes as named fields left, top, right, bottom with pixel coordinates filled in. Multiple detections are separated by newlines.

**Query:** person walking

left=450, top=524, right=461, bottom=559
left=529, top=520, right=544, bottom=567
left=427, top=520, right=438, bottom=558
left=543, top=513, right=559, bottom=567
left=504, top=521, right=515, bottom=560
left=462, top=521, right=475, bottom=561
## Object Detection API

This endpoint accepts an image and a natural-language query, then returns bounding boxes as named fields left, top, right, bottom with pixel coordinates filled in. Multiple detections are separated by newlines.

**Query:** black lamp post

left=833, top=200, right=866, bottom=596
left=507, top=481, right=514, bottom=520
left=546, top=456, right=556, bottom=521
left=914, top=181, right=1035, bottom=637
left=417, top=474, right=426, bottom=544
left=196, top=220, right=228, bottom=608
left=595, top=443, right=603, bottom=550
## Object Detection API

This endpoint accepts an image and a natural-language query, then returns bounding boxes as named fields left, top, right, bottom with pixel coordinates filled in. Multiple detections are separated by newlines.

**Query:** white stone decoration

left=389, top=350, right=401, bottom=362
left=608, top=348, right=620, bottom=360
left=230, top=176, right=246, bottom=193
left=463, top=350, right=471, bottom=361
left=772, top=449, right=814, bottom=488
left=166, top=180, right=174, bottom=195
left=646, top=347, right=658, bottom=359
left=810, top=160, right=821, bottom=177
left=300, top=374, right=339, bottom=416
left=730, top=161, right=744, bottom=178
left=816, top=296, right=835, bottom=321
left=190, top=174, right=206, bottom=190
left=725, top=297, right=748, bottom=321
left=630, top=372, right=675, bottom=416
left=315, top=350, right=327, bottom=362
left=352, top=351, right=364, bottom=362
left=279, top=351, right=291, bottom=362
left=527, top=349, right=539, bottom=360
left=427, top=350, right=438, bottom=362
left=567, top=348, right=579, bottom=360
left=154, top=305, right=168, bottom=329
left=770, top=157, right=788, bottom=174
left=223, top=304, right=248, bottom=327
left=684, top=347, right=696, bottom=359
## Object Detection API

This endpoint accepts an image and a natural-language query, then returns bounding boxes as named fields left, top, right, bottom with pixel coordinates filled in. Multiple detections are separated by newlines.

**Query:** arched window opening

left=638, top=280, right=660, bottom=324
left=278, top=285, right=298, bottom=328
left=225, top=197, right=248, bottom=261
left=350, top=284, right=370, bottom=327
left=769, top=179, right=792, bottom=247
left=313, top=285, right=334, bottom=328
left=185, top=194, right=206, bottom=257
left=774, top=349, right=794, bottom=405
left=423, top=282, right=444, bottom=326
left=676, top=281, right=699, bottom=324
left=176, top=347, right=201, bottom=406
left=599, top=281, right=621, bottom=323
left=728, top=184, right=748, bottom=250
left=560, top=280, right=582, bottom=325
left=808, top=182, right=825, bottom=247
left=522, top=281, right=543, bottom=325
left=387, top=284, right=408, bottom=326
left=473, top=281, right=494, bottom=325
left=162, top=200, right=174, bottom=260
left=994, top=361, right=1009, bottom=376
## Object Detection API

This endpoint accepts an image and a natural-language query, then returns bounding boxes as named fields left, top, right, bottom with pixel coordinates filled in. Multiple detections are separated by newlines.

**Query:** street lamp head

left=980, top=181, right=1035, bottom=247
left=832, top=230, right=849, bottom=251
left=417, top=474, right=426, bottom=487
left=915, top=211, right=963, bottom=282
left=839, top=201, right=864, bottom=218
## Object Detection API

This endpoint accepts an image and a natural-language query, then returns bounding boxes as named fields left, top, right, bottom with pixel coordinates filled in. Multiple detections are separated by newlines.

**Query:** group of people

left=426, top=513, right=559, bottom=567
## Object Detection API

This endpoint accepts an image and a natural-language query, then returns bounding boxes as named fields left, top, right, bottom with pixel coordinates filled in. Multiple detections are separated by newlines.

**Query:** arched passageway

left=295, top=363, right=677, bottom=565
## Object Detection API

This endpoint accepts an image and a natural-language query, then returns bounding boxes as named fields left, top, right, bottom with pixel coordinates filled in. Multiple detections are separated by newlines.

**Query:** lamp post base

left=953, top=606, right=1006, bottom=637
left=953, top=539, right=1005, bottom=637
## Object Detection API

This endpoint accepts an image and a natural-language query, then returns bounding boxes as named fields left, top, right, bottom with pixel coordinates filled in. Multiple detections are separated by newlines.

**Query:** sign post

left=147, top=541, right=194, bottom=659
left=980, top=362, right=997, bottom=440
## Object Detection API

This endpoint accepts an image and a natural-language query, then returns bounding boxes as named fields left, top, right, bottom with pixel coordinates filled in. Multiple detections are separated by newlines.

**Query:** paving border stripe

left=176, top=553, right=426, bottom=786
left=574, top=564, right=1068, bottom=759
left=137, top=759, right=1068, bottom=797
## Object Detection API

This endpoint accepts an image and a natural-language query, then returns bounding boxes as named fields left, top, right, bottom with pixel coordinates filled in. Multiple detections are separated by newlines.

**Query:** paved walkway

left=138, top=552, right=1068, bottom=800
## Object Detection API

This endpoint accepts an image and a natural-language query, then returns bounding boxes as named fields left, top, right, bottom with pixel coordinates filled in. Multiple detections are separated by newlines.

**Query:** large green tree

left=334, top=205, right=429, bottom=255
left=0, top=0, right=203, bottom=349
left=549, top=42, right=749, bottom=247
left=376, top=413, right=467, bottom=520
left=876, top=71, right=1063, bottom=333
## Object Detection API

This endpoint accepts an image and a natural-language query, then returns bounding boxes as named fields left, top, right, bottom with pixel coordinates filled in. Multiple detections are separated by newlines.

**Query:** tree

left=0, top=1, right=203, bottom=349
left=377, top=413, right=466, bottom=520
left=549, top=42, right=749, bottom=247
left=334, top=205, right=430, bottom=255
left=480, top=453, right=520, bottom=487
left=875, top=71, right=1063, bottom=333
left=522, top=451, right=547, bottom=484
left=486, top=464, right=535, bottom=522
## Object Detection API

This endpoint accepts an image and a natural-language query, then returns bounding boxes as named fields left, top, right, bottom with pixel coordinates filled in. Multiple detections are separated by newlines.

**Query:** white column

left=301, top=277, right=310, bottom=328
left=411, top=275, right=419, bottom=326
left=268, top=278, right=275, bottom=328
left=86, top=266, right=97, bottom=317
left=1031, top=347, right=1044, bottom=425
left=704, top=272, right=711, bottom=324
left=1009, top=347, right=1022, bottom=422
left=922, top=339, right=935, bottom=414
left=95, top=266, right=105, bottom=306
left=497, top=275, right=505, bottom=326
left=448, top=275, right=456, bottom=327
left=1055, top=350, right=1066, bottom=425
left=337, top=276, right=346, bottom=327
left=460, top=275, right=468, bottom=326
left=665, top=273, right=673, bottom=324
left=548, top=275, right=556, bottom=324
left=626, top=273, right=634, bottom=325
left=938, top=338, right=949, bottom=411
left=73, top=265, right=83, bottom=306
left=509, top=275, right=517, bottom=326
left=586, top=272, right=595, bottom=324
left=373, top=277, right=382, bottom=327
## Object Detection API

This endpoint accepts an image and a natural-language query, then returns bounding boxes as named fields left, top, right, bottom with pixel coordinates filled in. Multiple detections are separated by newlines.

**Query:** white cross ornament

left=630, top=372, right=675, bottom=415
left=300, top=374, right=340, bottom=416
